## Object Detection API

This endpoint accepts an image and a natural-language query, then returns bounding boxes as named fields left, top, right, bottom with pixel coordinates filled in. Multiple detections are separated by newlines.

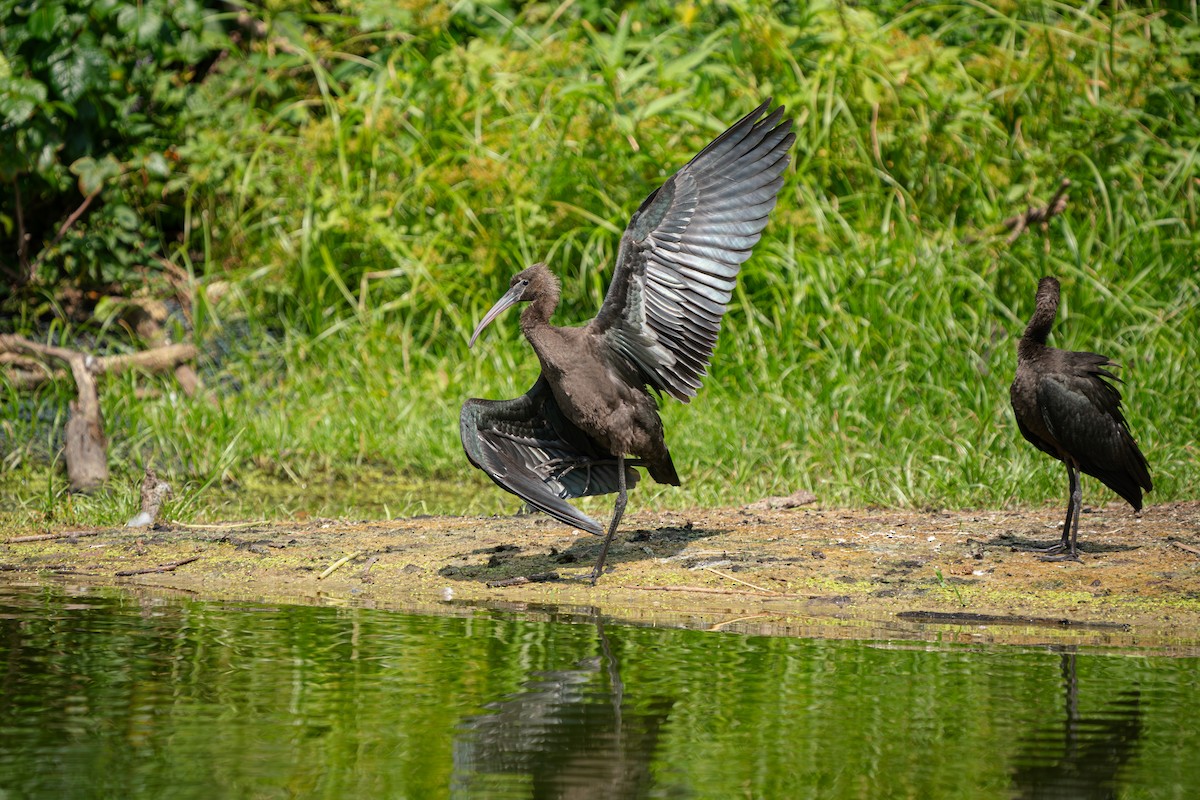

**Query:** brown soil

left=4, top=501, right=1200, bottom=650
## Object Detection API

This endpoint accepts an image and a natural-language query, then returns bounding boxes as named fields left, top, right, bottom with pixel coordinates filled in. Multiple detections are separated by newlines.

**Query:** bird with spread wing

left=461, top=100, right=794, bottom=581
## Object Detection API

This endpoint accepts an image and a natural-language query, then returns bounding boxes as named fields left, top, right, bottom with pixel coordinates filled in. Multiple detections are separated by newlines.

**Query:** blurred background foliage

left=1, top=0, right=1197, bottom=525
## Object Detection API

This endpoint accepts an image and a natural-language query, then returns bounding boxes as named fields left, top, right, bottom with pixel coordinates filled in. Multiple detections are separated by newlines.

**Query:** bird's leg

left=1042, top=465, right=1083, bottom=563
left=543, top=455, right=647, bottom=496
left=1030, top=462, right=1075, bottom=554
left=589, top=455, right=627, bottom=584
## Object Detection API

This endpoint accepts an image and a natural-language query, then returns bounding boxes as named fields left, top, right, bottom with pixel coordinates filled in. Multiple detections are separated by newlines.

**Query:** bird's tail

left=649, top=449, right=681, bottom=486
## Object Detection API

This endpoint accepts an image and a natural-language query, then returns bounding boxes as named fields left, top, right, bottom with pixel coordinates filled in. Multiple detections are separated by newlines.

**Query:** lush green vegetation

left=2, top=0, right=1197, bottom=527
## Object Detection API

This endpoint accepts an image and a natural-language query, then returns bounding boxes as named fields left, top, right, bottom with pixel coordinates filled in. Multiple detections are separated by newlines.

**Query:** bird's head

left=468, top=263, right=553, bottom=348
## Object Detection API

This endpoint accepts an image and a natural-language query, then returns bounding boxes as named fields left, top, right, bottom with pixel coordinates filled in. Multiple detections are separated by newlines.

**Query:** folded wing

left=1036, top=357, right=1152, bottom=508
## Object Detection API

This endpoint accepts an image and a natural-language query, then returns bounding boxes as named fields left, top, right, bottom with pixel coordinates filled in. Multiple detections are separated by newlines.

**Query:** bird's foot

left=540, top=456, right=591, bottom=477
left=1039, top=551, right=1083, bottom=563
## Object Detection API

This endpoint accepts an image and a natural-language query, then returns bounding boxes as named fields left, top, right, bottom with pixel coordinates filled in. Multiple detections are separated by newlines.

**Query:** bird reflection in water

left=451, top=616, right=673, bottom=799
left=1010, top=652, right=1143, bottom=799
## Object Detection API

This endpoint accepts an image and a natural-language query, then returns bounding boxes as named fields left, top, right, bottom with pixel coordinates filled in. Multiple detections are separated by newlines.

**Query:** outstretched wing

left=590, top=99, right=794, bottom=401
left=1036, top=355, right=1152, bottom=508
left=460, top=376, right=641, bottom=535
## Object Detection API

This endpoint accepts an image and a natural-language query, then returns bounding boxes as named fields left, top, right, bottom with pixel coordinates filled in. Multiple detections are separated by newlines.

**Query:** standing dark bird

left=1009, top=277, right=1152, bottom=561
left=461, top=100, right=794, bottom=581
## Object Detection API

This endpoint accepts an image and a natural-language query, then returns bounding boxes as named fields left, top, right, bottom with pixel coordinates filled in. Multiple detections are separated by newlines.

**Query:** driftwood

left=0, top=338, right=197, bottom=391
left=0, top=335, right=110, bottom=490
left=0, top=334, right=197, bottom=492
left=486, top=572, right=561, bottom=588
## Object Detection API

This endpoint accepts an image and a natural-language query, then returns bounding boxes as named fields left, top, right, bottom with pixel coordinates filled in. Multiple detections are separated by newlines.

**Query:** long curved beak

left=468, top=283, right=526, bottom=348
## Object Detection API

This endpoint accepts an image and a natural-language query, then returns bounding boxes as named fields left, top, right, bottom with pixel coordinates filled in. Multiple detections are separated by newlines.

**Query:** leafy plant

left=0, top=0, right=228, bottom=305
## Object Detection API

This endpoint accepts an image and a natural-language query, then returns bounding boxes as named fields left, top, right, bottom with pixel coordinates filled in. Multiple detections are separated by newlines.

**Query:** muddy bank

left=4, top=502, right=1200, bottom=650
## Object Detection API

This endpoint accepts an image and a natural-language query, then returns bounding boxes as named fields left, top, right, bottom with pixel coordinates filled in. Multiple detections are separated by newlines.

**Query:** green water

left=0, top=583, right=1197, bottom=799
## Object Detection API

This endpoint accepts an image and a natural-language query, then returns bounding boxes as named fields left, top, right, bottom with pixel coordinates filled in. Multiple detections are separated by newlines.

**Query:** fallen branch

left=115, top=555, right=200, bottom=577
left=318, top=551, right=363, bottom=580
left=5, top=530, right=103, bottom=544
left=0, top=335, right=199, bottom=491
left=1171, top=541, right=1200, bottom=557
left=1002, top=179, right=1071, bottom=244
left=486, top=572, right=560, bottom=588
left=0, top=337, right=197, bottom=390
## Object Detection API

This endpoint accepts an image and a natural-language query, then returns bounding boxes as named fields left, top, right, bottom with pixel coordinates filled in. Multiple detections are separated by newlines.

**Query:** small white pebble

left=441, top=587, right=454, bottom=601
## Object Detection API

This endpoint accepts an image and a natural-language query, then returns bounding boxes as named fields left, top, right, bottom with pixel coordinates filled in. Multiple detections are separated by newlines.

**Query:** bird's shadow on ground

left=988, top=530, right=1140, bottom=556
left=438, top=521, right=727, bottom=584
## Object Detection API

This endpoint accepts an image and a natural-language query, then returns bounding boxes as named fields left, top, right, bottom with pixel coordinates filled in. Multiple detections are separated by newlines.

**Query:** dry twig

left=5, top=530, right=103, bottom=544
left=627, top=585, right=796, bottom=598
left=359, top=555, right=380, bottom=583
left=318, top=551, right=363, bottom=580
left=704, top=566, right=777, bottom=594
left=1002, top=179, right=1071, bottom=244
left=486, top=572, right=560, bottom=588
left=115, top=555, right=200, bottom=577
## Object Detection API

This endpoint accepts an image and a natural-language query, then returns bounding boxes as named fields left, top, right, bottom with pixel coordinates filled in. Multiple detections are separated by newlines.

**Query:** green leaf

left=49, top=48, right=108, bottom=104
left=27, top=4, right=66, bottom=40
left=0, top=77, right=48, bottom=125
left=71, top=154, right=122, bottom=195
left=143, top=151, right=170, bottom=178
left=111, top=204, right=139, bottom=230
left=138, top=9, right=166, bottom=42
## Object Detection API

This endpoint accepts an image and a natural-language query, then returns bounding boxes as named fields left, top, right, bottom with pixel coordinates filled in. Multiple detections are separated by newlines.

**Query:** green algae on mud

left=3, top=503, right=1200, bottom=651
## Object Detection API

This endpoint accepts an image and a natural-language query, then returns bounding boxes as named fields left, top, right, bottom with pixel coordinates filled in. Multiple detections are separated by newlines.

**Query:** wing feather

left=590, top=99, right=795, bottom=401
left=1035, top=360, right=1152, bottom=508
left=460, top=377, right=641, bottom=534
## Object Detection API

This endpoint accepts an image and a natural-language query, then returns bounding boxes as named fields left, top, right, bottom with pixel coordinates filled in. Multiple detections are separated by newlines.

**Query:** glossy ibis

left=1009, top=277, right=1152, bottom=561
left=461, top=100, right=794, bottom=581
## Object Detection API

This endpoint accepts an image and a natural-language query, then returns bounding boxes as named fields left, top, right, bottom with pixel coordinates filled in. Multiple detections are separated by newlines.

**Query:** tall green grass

left=2, top=0, right=1197, bottom=526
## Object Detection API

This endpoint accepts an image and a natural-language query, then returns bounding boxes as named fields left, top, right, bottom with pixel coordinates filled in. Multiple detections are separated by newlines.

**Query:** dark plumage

left=1009, top=277, right=1152, bottom=561
left=462, top=100, right=794, bottom=581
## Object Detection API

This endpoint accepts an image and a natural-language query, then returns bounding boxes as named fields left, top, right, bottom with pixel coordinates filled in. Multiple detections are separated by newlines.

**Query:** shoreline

left=4, top=502, right=1199, bottom=650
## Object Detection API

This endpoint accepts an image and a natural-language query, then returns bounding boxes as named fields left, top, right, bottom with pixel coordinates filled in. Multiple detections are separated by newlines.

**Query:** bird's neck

left=519, top=279, right=559, bottom=339
left=1021, top=296, right=1057, bottom=348
left=1022, top=281, right=1060, bottom=347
